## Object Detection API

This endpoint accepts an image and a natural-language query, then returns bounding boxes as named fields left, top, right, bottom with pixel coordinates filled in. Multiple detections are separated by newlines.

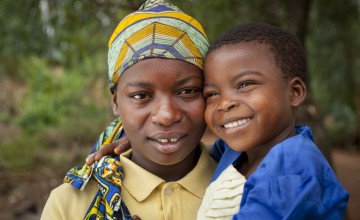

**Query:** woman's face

left=112, top=58, right=206, bottom=167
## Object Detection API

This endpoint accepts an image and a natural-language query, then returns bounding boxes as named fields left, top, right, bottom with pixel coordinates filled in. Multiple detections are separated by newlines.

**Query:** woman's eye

left=131, top=93, right=150, bottom=100
left=179, top=88, right=201, bottom=95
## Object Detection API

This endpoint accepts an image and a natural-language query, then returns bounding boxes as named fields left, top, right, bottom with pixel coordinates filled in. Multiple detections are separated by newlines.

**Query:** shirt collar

left=177, top=143, right=216, bottom=198
left=120, top=143, right=216, bottom=202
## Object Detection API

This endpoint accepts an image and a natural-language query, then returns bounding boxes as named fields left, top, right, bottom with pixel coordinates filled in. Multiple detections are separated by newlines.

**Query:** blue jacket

left=211, top=125, right=349, bottom=220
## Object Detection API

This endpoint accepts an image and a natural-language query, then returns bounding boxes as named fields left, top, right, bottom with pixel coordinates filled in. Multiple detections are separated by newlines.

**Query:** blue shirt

left=211, top=125, right=349, bottom=219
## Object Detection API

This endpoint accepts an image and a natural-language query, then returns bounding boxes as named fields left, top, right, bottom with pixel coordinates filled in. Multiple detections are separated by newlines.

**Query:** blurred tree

left=308, top=0, right=360, bottom=151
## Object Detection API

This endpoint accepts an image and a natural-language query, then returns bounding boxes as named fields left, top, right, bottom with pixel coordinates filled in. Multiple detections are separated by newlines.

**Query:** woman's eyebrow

left=125, top=81, right=153, bottom=89
left=176, top=75, right=203, bottom=86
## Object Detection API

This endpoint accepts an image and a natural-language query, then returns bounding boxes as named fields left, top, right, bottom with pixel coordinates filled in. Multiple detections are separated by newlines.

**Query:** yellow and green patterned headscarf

left=107, top=0, right=209, bottom=91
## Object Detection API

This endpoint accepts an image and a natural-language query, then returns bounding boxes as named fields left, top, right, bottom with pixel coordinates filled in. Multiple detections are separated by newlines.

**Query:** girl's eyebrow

left=232, top=71, right=262, bottom=81
left=204, top=70, right=262, bottom=88
left=204, top=82, right=215, bottom=88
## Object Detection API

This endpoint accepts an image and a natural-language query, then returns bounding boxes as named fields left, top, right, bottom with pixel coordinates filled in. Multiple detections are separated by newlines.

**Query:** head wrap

left=107, top=0, right=209, bottom=90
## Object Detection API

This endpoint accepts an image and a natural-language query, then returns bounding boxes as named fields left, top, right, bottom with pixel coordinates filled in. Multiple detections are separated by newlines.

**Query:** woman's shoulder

left=41, top=179, right=98, bottom=219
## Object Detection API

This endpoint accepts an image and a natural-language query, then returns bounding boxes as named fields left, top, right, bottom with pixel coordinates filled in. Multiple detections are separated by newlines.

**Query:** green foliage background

left=0, top=0, right=359, bottom=172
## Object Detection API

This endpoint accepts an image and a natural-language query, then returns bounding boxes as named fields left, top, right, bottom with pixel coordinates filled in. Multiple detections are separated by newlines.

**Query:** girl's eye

left=237, top=81, right=253, bottom=90
left=204, top=91, right=218, bottom=99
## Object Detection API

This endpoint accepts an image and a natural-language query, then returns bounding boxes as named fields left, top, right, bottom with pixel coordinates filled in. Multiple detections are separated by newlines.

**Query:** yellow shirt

left=41, top=144, right=217, bottom=220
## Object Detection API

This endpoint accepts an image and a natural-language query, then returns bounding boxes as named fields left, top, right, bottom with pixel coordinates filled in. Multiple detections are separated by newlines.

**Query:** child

left=41, top=1, right=218, bottom=219
left=197, top=23, right=349, bottom=219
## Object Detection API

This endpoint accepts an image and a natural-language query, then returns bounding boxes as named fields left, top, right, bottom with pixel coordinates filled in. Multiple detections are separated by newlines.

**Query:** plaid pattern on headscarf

left=107, top=0, right=209, bottom=90
left=64, top=0, right=209, bottom=219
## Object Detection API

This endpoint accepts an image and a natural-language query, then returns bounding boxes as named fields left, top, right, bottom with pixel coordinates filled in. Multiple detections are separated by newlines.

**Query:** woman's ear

left=289, top=77, right=307, bottom=107
left=111, top=90, right=120, bottom=116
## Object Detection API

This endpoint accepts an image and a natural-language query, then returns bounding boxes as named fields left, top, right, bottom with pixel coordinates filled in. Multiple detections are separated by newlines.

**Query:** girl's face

left=112, top=58, right=206, bottom=167
left=203, top=42, right=305, bottom=154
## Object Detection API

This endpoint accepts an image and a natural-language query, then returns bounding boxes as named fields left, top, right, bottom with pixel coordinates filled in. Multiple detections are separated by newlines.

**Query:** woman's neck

left=131, top=147, right=201, bottom=182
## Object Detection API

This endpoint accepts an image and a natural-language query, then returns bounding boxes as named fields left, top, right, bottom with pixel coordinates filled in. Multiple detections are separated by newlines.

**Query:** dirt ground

left=0, top=149, right=359, bottom=220
left=332, top=149, right=360, bottom=220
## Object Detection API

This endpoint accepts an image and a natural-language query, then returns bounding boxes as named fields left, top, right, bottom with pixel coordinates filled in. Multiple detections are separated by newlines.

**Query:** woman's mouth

left=157, top=138, right=180, bottom=143
left=153, top=138, right=182, bottom=153
left=149, top=132, right=186, bottom=153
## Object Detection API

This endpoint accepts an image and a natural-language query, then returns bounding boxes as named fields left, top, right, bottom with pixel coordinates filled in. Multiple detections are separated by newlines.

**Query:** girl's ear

left=111, top=90, right=120, bottom=116
left=289, top=77, right=307, bottom=107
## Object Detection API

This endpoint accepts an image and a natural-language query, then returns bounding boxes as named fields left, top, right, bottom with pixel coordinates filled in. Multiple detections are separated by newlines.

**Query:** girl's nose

left=218, top=99, right=239, bottom=112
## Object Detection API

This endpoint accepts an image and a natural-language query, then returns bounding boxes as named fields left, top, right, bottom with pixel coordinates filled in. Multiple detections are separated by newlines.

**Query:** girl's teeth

left=224, top=118, right=250, bottom=128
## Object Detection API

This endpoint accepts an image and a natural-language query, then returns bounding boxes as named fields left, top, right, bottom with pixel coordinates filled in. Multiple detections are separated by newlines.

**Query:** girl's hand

left=86, top=137, right=131, bottom=165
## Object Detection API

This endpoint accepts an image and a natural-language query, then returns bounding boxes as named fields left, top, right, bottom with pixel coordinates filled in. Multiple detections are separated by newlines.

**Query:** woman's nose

left=151, top=98, right=182, bottom=126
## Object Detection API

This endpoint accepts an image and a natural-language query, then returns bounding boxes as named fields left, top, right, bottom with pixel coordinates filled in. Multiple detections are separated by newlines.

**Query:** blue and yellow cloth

left=65, top=118, right=130, bottom=219
left=64, top=0, right=209, bottom=219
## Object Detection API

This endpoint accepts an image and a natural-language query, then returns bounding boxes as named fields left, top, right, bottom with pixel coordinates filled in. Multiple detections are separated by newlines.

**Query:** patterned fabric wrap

left=107, top=0, right=209, bottom=90
left=64, top=117, right=132, bottom=220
